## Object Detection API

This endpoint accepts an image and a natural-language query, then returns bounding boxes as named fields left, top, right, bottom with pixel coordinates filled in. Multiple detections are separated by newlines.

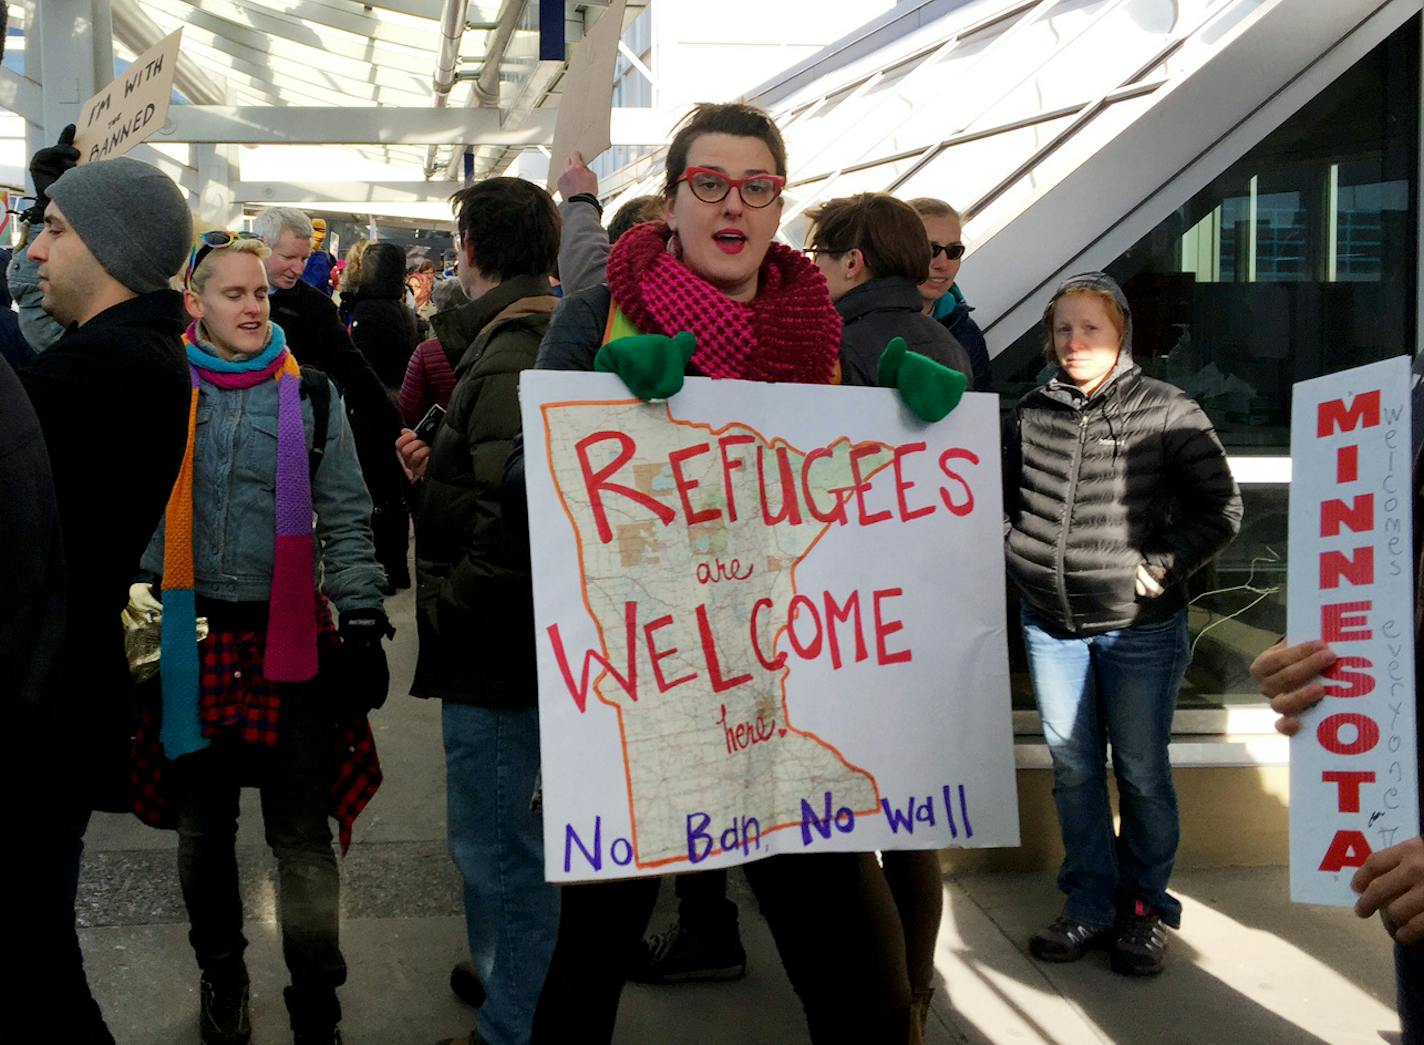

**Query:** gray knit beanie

left=47, top=157, right=192, bottom=294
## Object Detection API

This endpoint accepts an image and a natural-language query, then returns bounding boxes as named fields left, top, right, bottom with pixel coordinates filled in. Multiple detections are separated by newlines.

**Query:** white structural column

left=194, top=143, right=241, bottom=226
left=36, top=0, right=106, bottom=138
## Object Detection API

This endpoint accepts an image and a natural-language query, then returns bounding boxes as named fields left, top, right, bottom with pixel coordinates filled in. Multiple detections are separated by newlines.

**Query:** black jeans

left=1402, top=940, right=1423, bottom=1045
left=174, top=685, right=345, bottom=1031
left=14, top=801, right=115, bottom=1044
left=674, top=868, right=739, bottom=937
left=532, top=853, right=910, bottom=1044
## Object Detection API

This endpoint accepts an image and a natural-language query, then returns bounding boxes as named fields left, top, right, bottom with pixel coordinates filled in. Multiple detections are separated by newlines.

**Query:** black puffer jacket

left=836, top=276, right=972, bottom=389
left=345, top=242, right=419, bottom=392
left=411, top=275, right=557, bottom=707
left=1004, top=276, right=1242, bottom=635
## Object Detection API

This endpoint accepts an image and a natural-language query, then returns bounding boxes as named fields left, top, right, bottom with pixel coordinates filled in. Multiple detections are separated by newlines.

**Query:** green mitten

left=594, top=330, right=697, bottom=400
left=876, top=336, right=968, bottom=423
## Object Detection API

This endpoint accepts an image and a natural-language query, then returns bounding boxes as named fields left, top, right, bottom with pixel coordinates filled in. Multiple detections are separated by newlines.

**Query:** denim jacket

left=141, top=361, right=386, bottom=613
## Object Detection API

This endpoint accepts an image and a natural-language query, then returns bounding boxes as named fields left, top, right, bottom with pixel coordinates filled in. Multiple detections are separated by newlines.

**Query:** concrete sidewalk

left=77, top=585, right=1405, bottom=1044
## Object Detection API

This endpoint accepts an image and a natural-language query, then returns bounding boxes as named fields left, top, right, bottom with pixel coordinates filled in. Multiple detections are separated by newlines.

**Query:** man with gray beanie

left=12, top=144, right=194, bottom=1044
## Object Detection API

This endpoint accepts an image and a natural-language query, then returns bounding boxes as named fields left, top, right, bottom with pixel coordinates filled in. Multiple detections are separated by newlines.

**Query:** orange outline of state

left=540, top=396, right=899, bottom=870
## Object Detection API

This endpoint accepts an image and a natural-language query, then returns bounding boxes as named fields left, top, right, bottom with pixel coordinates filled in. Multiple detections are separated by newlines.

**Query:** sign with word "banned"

left=75, top=29, right=182, bottom=164
left=521, top=372, right=1020, bottom=882
left=1287, top=356, right=1417, bottom=906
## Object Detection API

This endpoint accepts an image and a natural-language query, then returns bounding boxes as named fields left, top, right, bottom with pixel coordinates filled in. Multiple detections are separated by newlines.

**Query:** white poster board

left=74, top=29, right=182, bottom=164
left=521, top=372, right=1020, bottom=882
left=545, top=0, right=624, bottom=193
left=1287, top=355, right=1417, bottom=905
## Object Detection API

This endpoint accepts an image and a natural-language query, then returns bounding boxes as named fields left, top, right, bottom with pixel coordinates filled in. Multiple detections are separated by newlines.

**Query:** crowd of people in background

left=1, top=97, right=1418, bottom=1045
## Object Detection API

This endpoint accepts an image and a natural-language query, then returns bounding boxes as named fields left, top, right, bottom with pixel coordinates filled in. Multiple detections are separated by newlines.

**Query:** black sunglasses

left=930, top=241, right=966, bottom=261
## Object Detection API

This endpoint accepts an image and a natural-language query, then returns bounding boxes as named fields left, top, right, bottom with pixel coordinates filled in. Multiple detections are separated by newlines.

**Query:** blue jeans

left=444, top=702, right=559, bottom=1045
left=1022, top=606, right=1189, bottom=929
left=1401, top=940, right=1423, bottom=1044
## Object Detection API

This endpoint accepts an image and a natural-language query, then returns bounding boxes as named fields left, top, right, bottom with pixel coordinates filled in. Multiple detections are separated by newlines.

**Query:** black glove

left=335, top=608, right=395, bottom=714
left=26, top=124, right=79, bottom=225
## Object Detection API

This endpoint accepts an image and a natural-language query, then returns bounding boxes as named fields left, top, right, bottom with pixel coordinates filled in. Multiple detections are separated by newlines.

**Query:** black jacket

left=0, top=356, right=64, bottom=716
left=1004, top=353, right=1243, bottom=635
left=344, top=243, right=419, bottom=392
left=19, top=292, right=191, bottom=802
left=270, top=278, right=403, bottom=445
left=412, top=275, right=558, bottom=708
left=271, top=277, right=404, bottom=509
left=835, top=277, right=972, bottom=389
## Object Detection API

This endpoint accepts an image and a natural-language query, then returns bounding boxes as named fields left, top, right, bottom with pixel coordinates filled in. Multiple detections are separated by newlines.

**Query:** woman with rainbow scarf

left=134, top=231, right=390, bottom=1045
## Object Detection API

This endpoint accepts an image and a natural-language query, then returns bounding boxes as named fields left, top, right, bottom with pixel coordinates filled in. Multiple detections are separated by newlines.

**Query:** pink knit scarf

left=605, top=221, right=842, bottom=385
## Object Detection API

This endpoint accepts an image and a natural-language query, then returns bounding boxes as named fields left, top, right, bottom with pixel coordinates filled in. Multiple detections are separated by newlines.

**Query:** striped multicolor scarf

left=159, top=320, right=317, bottom=760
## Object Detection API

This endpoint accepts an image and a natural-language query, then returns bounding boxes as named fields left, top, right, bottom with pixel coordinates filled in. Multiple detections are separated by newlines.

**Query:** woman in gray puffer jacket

left=1004, top=272, right=1241, bottom=978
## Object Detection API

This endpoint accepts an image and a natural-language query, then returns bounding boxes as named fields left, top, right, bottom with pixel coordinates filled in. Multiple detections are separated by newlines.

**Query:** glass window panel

left=964, top=0, right=1179, bottom=131
left=968, top=92, right=1160, bottom=240
left=889, top=113, right=1082, bottom=214
left=1134, top=0, right=1268, bottom=82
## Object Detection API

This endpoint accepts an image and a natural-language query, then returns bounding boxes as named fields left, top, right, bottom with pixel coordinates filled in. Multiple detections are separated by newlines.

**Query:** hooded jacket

left=1003, top=273, right=1243, bottom=635
left=411, top=274, right=558, bottom=707
left=344, top=242, right=419, bottom=392
left=835, top=276, right=973, bottom=389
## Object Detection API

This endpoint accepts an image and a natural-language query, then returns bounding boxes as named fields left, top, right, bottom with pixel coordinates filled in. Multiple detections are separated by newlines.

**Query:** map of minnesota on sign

left=521, top=372, right=1019, bottom=882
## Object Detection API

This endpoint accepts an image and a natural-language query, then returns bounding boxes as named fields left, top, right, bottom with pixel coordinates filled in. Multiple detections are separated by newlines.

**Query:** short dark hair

left=449, top=177, right=560, bottom=281
left=608, top=196, right=665, bottom=243
left=664, top=103, right=787, bottom=198
left=806, top=193, right=931, bottom=283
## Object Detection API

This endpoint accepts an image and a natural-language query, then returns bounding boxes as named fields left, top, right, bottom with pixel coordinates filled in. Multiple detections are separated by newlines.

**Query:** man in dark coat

left=411, top=176, right=562, bottom=1045
left=255, top=207, right=410, bottom=589
left=15, top=146, right=193, bottom=1044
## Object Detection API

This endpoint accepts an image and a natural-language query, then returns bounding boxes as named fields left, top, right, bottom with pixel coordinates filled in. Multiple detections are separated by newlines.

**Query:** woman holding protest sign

left=526, top=103, right=964, bottom=1044
left=1003, top=272, right=1241, bottom=977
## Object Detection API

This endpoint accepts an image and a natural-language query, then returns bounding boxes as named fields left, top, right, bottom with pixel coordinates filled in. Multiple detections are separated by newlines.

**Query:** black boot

left=199, top=970, right=251, bottom=1045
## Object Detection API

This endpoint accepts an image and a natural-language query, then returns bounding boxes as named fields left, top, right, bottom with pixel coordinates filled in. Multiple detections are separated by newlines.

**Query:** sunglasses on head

left=677, top=167, right=786, bottom=209
left=186, top=229, right=259, bottom=288
left=930, top=241, right=966, bottom=261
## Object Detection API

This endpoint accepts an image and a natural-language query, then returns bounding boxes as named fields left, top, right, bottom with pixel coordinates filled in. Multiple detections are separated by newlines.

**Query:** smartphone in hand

left=414, top=403, right=446, bottom=444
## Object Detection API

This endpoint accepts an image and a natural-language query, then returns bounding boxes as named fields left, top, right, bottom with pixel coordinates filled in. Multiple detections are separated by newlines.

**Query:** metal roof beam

left=234, top=180, right=466, bottom=204
left=161, top=105, right=680, bottom=146
left=130, top=0, right=435, bottom=80
left=0, top=68, right=43, bottom=122
left=130, top=8, right=435, bottom=98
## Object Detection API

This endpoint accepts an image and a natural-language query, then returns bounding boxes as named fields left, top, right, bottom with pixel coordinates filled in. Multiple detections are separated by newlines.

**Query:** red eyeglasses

left=677, top=167, right=786, bottom=209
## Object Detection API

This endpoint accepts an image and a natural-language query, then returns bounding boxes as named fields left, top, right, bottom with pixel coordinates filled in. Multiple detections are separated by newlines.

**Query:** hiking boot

left=293, top=1029, right=342, bottom=1045
left=449, top=961, right=486, bottom=1008
left=1028, top=915, right=1113, bottom=963
left=1111, top=901, right=1168, bottom=976
left=199, top=973, right=251, bottom=1045
left=627, top=921, right=747, bottom=984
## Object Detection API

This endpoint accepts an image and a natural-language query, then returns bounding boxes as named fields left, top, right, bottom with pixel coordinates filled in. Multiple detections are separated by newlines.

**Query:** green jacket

left=411, top=275, right=557, bottom=707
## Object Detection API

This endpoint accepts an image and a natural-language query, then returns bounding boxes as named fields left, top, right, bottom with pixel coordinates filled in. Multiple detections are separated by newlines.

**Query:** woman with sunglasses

left=134, top=231, right=391, bottom=1045
left=802, top=190, right=971, bottom=1039
left=524, top=103, right=965, bottom=1045
left=808, top=192, right=971, bottom=392
left=908, top=198, right=991, bottom=393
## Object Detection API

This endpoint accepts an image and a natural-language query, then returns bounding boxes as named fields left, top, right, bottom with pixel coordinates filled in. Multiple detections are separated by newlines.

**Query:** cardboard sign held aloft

left=1286, top=355, right=1418, bottom=906
left=545, top=0, right=625, bottom=194
left=74, top=29, right=182, bottom=165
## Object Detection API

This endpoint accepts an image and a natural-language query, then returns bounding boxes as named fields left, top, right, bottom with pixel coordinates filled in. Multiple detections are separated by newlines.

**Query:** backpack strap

left=299, top=365, right=331, bottom=485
